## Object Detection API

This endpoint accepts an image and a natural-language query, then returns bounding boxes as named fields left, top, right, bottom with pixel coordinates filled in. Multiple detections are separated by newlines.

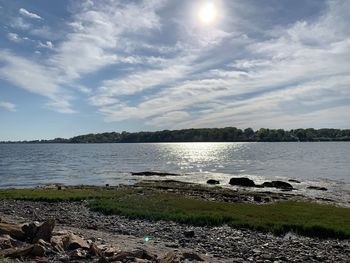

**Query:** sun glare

left=198, top=2, right=217, bottom=25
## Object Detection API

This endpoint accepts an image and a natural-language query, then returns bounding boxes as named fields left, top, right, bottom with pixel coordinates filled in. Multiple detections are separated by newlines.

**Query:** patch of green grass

left=1, top=187, right=349, bottom=239
left=0, top=187, right=133, bottom=202
left=89, top=192, right=350, bottom=239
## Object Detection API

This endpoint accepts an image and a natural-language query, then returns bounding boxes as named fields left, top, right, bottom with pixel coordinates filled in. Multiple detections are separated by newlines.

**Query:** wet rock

left=229, top=177, right=255, bottom=187
left=262, top=182, right=273, bottom=188
left=207, top=179, right=220, bottom=185
left=307, top=186, right=328, bottom=191
left=131, top=171, right=179, bottom=176
left=262, top=181, right=293, bottom=190
left=288, top=179, right=301, bottom=183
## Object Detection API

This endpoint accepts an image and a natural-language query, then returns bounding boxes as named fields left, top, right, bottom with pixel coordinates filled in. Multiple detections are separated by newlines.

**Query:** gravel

left=1, top=199, right=349, bottom=262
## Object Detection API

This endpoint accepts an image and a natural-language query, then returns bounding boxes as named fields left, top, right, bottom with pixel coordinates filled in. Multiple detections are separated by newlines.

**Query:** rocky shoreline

left=0, top=181, right=349, bottom=262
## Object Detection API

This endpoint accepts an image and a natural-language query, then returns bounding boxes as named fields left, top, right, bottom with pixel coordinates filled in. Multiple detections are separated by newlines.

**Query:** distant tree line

left=2, top=128, right=350, bottom=143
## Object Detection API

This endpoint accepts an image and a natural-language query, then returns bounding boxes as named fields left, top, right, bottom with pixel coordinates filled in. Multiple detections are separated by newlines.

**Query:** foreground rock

left=0, top=218, right=206, bottom=262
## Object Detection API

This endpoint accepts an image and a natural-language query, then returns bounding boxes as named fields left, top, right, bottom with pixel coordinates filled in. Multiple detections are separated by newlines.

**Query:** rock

left=253, top=195, right=262, bottom=202
left=50, top=235, right=65, bottom=253
left=64, top=233, right=90, bottom=250
left=262, top=182, right=273, bottom=188
left=111, top=249, right=156, bottom=261
left=229, top=177, right=255, bottom=187
left=0, top=234, right=16, bottom=249
left=207, top=179, right=220, bottom=185
left=0, top=245, right=34, bottom=258
left=160, top=251, right=178, bottom=263
left=32, top=219, right=55, bottom=243
left=131, top=171, right=179, bottom=176
left=272, top=181, right=293, bottom=190
left=70, top=248, right=87, bottom=259
left=89, top=243, right=103, bottom=257
left=288, top=179, right=301, bottom=183
left=307, top=186, right=328, bottom=191
left=262, top=181, right=293, bottom=190
left=183, top=230, right=195, bottom=238
left=31, top=244, right=46, bottom=257
left=103, top=246, right=120, bottom=257
left=182, top=252, right=204, bottom=261
left=0, top=222, right=26, bottom=241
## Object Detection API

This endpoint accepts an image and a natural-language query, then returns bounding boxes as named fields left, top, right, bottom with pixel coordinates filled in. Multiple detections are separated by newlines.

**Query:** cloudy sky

left=0, top=0, right=349, bottom=140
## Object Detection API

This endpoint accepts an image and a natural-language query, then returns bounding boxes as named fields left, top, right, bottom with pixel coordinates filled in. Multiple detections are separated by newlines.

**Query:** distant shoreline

left=1, top=127, right=350, bottom=143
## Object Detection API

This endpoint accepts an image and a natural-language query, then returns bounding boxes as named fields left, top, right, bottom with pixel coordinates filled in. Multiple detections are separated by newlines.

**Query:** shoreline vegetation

left=1, top=127, right=350, bottom=143
left=1, top=181, right=349, bottom=240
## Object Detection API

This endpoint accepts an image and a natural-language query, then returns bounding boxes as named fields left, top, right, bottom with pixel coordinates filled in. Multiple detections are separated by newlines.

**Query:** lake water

left=0, top=142, right=349, bottom=204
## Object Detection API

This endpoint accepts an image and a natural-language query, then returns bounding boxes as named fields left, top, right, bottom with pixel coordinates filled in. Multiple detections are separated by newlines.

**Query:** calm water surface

left=0, top=142, right=349, bottom=203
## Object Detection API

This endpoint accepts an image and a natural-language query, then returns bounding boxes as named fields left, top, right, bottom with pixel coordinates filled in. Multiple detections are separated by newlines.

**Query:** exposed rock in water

left=307, top=186, right=328, bottom=191
left=262, top=181, right=293, bottom=190
left=207, top=179, right=220, bottom=185
left=229, top=177, right=255, bottom=187
left=262, top=182, right=273, bottom=188
left=288, top=179, right=301, bottom=183
left=131, top=171, right=180, bottom=176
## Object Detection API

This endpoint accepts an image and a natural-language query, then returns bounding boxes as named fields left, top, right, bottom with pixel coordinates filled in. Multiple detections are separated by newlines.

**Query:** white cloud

left=19, top=8, right=42, bottom=20
left=49, top=0, right=165, bottom=79
left=7, top=33, right=21, bottom=43
left=10, top=17, right=31, bottom=30
left=0, top=50, right=75, bottom=113
left=38, top=41, right=54, bottom=49
left=92, top=0, right=350, bottom=129
left=0, top=101, right=16, bottom=112
left=146, top=111, right=190, bottom=127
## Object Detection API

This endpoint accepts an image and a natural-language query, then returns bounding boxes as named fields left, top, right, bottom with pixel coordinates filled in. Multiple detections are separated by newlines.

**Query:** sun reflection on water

left=159, top=142, right=247, bottom=172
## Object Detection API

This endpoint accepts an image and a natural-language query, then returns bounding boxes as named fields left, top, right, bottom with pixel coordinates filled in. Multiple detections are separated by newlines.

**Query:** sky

left=0, top=0, right=349, bottom=140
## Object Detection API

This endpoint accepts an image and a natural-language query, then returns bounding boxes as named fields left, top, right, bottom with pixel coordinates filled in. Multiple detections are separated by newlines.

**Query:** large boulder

left=229, top=177, right=255, bottom=187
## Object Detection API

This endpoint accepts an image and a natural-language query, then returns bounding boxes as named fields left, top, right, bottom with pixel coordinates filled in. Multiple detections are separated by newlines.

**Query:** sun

left=198, top=2, right=217, bottom=25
